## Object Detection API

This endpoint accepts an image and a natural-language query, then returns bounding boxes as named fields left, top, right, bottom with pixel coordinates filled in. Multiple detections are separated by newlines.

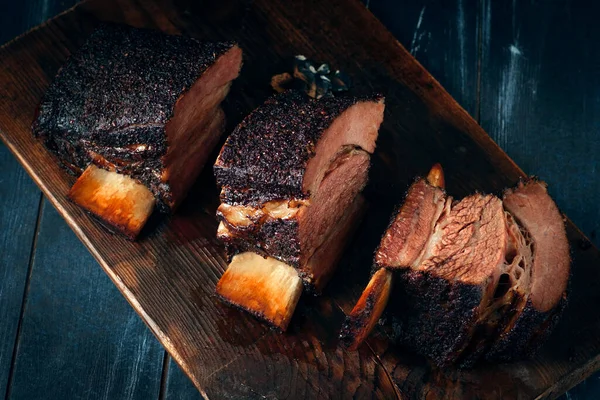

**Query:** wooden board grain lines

left=0, top=0, right=599, bottom=398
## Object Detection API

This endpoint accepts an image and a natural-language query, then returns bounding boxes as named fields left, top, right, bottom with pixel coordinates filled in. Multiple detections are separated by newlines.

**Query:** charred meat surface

left=33, top=24, right=243, bottom=219
left=214, top=90, right=382, bottom=205
left=342, top=165, right=570, bottom=367
left=215, top=90, right=384, bottom=330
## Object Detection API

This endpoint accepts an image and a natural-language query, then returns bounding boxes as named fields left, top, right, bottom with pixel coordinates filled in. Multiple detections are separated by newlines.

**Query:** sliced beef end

left=503, top=179, right=569, bottom=313
left=34, top=24, right=236, bottom=150
left=375, top=178, right=447, bottom=269
left=33, top=23, right=241, bottom=213
left=216, top=147, right=370, bottom=266
left=162, top=45, right=242, bottom=209
left=485, top=179, right=570, bottom=361
left=214, top=90, right=384, bottom=204
left=297, top=194, right=366, bottom=293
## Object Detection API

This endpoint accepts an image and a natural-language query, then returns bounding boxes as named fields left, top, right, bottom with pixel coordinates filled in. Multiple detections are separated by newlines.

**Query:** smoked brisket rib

left=33, top=24, right=242, bottom=238
left=214, top=90, right=384, bottom=330
left=342, top=165, right=570, bottom=367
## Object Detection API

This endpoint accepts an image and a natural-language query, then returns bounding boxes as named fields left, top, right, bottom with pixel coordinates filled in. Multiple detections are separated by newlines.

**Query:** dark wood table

left=1, top=1, right=598, bottom=399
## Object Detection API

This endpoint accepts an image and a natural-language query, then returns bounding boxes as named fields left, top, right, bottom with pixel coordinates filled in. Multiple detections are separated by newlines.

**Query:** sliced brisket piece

left=33, top=24, right=242, bottom=220
left=214, top=91, right=384, bottom=266
left=342, top=168, right=570, bottom=367
left=375, top=167, right=448, bottom=269
left=484, top=179, right=570, bottom=362
left=218, top=146, right=371, bottom=268
left=214, top=91, right=383, bottom=329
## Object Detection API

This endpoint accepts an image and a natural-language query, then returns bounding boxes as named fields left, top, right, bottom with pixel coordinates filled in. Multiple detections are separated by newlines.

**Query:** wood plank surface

left=165, top=357, right=204, bottom=400
left=479, top=0, right=600, bottom=249
left=7, top=201, right=165, bottom=399
left=0, top=145, right=41, bottom=398
left=369, top=0, right=480, bottom=118
left=0, top=1, right=170, bottom=399
left=0, top=0, right=598, bottom=398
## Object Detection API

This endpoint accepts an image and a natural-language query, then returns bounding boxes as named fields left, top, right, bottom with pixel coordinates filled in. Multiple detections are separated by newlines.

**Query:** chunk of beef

left=218, top=146, right=371, bottom=268
left=33, top=24, right=242, bottom=237
left=214, top=91, right=384, bottom=329
left=342, top=166, right=570, bottom=367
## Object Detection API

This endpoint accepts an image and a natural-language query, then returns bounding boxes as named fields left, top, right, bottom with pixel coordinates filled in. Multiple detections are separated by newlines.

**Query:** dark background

left=1, top=0, right=598, bottom=398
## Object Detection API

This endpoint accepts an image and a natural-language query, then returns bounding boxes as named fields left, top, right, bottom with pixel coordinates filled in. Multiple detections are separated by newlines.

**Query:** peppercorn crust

left=32, top=23, right=236, bottom=211
left=214, top=90, right=383, bottom=205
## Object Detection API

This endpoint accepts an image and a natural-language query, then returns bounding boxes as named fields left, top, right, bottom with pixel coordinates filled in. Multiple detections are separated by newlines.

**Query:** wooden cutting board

left=1, top=0, right=599, bottom=398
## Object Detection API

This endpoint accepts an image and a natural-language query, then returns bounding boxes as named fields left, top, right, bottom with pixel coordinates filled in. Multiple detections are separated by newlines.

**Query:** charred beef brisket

left=214, top=90, right=384, bottom=330
left=33, top=24, right=242, bottom=237
left=342, top=165, right=570, bottom=367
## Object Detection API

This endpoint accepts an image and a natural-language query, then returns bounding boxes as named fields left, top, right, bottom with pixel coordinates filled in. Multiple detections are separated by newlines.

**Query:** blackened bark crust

left=33, top=23, right=235, bottom=211
left=214, top=90, right=382, bottom=205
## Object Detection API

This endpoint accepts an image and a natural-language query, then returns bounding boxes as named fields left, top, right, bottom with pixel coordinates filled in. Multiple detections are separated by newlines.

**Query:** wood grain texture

left=0, top=0, right=598, bottom=398
left=479, top=0, right=600, bottom=249
left=165, top=357, right=204, bottom=400
left=0, top=145, right=41, bottom=398
left=368, top=0, right=479, bottom=117
left=8, top=201, right=165, bottom=400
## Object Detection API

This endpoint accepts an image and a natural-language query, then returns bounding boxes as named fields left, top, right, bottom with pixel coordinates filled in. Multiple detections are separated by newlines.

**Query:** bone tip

left=427, top=163, right=445, bottom=189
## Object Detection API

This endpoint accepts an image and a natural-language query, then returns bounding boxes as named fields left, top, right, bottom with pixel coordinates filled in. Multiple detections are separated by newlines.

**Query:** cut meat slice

left=342, top=167, right=570, bottom=367
left=484, top=179, right=570, bottom=361
left=503, top=179, right=569, bottom=313
left=68, top=164, right=155, bottom=239
left=297, top=194, right=366, bottom=292
left=375, top=171, right=447, bottom=269
left=216, top=252, right=303, bottom=331
left=33, top=24, right=243, bottom=229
